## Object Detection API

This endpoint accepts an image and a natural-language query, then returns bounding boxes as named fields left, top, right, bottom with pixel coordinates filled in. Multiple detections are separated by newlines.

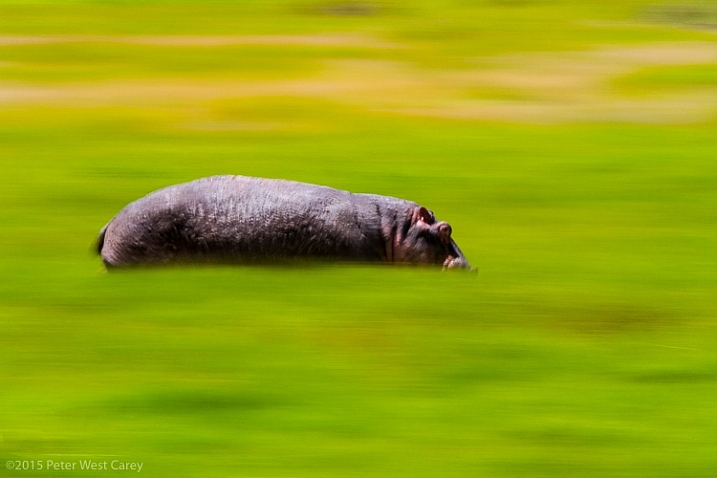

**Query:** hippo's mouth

left=443, top=256, right=462, bottom=269
left=443, top=255, right=474, bottom=271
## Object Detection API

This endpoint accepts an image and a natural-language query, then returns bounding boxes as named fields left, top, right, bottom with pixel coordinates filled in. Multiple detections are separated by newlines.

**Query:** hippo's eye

left=438, top=223, right=452, bottom=244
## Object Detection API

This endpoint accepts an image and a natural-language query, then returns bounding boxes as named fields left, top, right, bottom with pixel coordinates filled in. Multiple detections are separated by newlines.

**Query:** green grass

left=614, top=63, right=717, bottom=94
left=2, top=1, right=717, bottom=477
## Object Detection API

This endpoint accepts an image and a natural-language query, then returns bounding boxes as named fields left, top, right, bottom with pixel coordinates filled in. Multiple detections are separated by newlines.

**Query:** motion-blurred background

left=1, top=1, right=716, bottom=476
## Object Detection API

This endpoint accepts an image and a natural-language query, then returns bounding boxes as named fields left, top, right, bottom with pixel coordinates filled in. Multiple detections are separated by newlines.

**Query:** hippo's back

left=100, top=175, right=373, bottom=266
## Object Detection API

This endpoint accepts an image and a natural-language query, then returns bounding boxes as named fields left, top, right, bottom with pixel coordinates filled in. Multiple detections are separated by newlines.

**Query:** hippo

left=96, top=175, right=472, bottom=270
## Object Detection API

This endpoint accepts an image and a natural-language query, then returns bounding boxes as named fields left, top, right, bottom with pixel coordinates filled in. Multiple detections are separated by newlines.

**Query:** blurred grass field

left=1, top=1, right=717, bottom=476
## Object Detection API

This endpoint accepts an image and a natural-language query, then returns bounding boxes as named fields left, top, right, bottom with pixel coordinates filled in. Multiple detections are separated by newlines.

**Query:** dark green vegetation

left=1, top=1, right=717, bottom=476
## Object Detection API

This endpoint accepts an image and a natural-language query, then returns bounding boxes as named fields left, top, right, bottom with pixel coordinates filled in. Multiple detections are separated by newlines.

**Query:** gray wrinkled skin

left=97, top=175, right=472, bottom=270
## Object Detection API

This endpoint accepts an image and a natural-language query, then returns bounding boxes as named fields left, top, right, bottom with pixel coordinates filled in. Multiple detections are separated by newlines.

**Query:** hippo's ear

left=413, top=206, right=434, bottom=224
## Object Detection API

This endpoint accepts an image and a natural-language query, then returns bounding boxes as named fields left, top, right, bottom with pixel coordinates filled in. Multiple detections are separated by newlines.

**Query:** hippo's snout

left=443, top=238, right=474, bottom=271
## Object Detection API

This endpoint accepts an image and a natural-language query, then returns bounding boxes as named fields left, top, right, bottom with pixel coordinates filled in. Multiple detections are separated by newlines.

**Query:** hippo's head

left=392, top=206, right=473, bottom=270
